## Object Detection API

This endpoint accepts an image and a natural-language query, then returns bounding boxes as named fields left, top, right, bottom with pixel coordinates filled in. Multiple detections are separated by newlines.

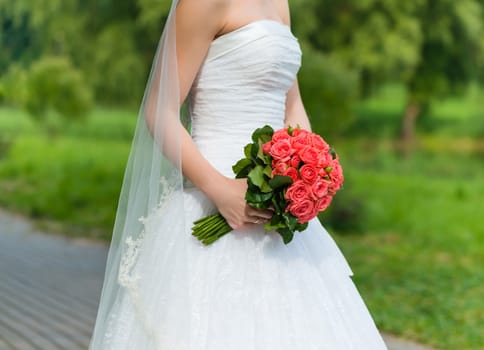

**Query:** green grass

left=316, top=137, right=484, bottom=350
left=347, top=83, right=484, bottom=139
left=1, top=97, right=483, bottom=348
left=0, top=107, right=136, bottom=239
left=331, top=169, right=484, bottom=349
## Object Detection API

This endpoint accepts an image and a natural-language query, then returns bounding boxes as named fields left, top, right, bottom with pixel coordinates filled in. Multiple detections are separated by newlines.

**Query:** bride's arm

left=284, top=78, right=311, bottom=131
left=278, top=0, right=312, bottom=131
left=175, top=0, right=228, bottom=200
left=149, top=0, right=273, bottom=228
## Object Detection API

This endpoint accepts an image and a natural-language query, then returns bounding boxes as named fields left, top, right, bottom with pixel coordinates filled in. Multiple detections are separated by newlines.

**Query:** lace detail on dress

left=118, top=226, right=145, bottom=294
left=118, top=175, right=176, bottom=292
left=102, top=176, right=178, bottom=348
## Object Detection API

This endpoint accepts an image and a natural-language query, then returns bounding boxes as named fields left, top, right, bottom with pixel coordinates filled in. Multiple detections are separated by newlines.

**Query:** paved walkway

left=0, top=209, right=439, bottom=350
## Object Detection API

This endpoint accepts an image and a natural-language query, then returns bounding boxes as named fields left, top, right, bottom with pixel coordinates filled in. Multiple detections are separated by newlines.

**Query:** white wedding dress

left=99, top=20, right=387, bottom=349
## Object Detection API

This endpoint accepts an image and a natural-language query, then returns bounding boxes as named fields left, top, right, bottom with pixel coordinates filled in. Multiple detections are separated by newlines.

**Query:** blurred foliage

left=0, top=0, right=84, bottom=62
left=0, top=107, right=135, bottom=239
left=24, top=56, right=93, bottom=122
left=319, top=184, right=367, bottom=234
left=86, top=22, right=145, bottom=104
left=298, top=43, right=359, bottom=138
left=292, top=0, right=484, bottom=96
left=291, top=0, right=484, bottom=139
left=1, top=63, right=28, bottom=107
left=0, top=135, right=129, bottom=239
left=136, top=0, right=172, bottom=41
left=291, top=0, right=422, bottom=94
left=1, top=0, right=483, bottom=136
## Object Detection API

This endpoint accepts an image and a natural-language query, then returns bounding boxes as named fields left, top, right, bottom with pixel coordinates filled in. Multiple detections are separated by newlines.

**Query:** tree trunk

left=401, top=100, right=421, bottom=142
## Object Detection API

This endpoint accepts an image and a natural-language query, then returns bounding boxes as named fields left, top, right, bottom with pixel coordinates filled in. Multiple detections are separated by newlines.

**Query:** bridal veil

left=89, top=0, right=190, bottom=347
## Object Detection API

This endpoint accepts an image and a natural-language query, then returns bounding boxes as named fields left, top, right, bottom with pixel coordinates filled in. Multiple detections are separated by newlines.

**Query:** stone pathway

left=0, top=209, right=439, bottom=350
left=0, top=211, right=106, bottom=350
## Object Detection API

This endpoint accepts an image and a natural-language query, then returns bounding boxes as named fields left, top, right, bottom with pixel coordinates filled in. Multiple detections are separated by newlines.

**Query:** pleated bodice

left=188, top=19, right=302, bottom=177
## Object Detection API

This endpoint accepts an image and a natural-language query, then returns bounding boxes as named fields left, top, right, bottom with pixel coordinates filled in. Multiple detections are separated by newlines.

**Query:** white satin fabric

left=101, top=20, right=387, bottom=349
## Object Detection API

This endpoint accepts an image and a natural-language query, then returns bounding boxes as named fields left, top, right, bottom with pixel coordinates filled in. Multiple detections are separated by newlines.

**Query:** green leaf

left=271, top=196, right=282, bottom=214
left=248, top=165, right=265, bottom=189
left=268, top=175, right=293, bottom=190
left=251, top=142, right=259, bottom=159
left=235, top=166, right=252, bottom=179
left=260, top=181, right=272, bottom=193
left=329, top=147, right=337, bottom=160
left=245, top=190, right=273, bottom=204
left=251, top=125, right=274, bottom=143
left=277, top=228, right=294, bottom=244
left=295, top=222, right=309, bottom=232
left=283, top=212, right=298, bottom=231
left=247, top=202, right=269, bottom=209
left=264, top=214, right=286, bottom=230
left=244, top=144, right=253, bottom=158
left=232, top=158, right=252, bottom=175
left=257, top=140, right=268, bottom=162
left=263, top=165, right=272, bottom=178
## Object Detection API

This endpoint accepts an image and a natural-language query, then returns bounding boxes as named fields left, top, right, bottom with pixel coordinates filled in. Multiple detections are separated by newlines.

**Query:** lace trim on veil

left=103, top=176, right=177, bottom=347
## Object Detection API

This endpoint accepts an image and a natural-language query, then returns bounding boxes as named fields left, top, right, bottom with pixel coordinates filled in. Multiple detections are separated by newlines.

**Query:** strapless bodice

left=188, top=20, right=302, bottom=177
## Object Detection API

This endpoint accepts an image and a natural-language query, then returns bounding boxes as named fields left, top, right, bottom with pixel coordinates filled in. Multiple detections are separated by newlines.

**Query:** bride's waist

left=190, top=142, right=242, bottom=178
left=188, top=116, right=284, bottom=177
left=190, top=115, right=284, bottom=143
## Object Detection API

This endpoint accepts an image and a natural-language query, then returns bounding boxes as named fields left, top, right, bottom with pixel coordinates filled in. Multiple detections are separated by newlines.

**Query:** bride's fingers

left=246, top=207, right=273, bottom=219
left=247, top=216, right=269, bottom=224
left=228, top=220, right=240, bottom=230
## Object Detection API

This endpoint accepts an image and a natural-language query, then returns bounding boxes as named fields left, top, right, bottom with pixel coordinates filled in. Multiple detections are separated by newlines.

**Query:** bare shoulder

left=176, top=0, right=230, bottom=39
left=274, top=0, right=291, bottom=25
left=176, top=0, right=230, bottom=21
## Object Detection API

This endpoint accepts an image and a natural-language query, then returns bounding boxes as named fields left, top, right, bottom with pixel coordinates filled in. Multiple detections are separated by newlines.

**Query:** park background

left=0, top=1, right=483, bottom=349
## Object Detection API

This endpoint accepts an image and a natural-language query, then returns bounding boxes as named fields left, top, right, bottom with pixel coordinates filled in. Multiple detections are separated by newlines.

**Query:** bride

left=89, top=0, right=388, bottom=349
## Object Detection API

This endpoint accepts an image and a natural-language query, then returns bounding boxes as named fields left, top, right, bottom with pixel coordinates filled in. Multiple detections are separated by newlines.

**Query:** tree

left=23, top=56, right=93, bottom=134
left=292, top=0, right=484, bottom=144
left=297, top=43, right=359, bottom=139
left=0, top=0, right=85, bottom=59
left=290, top=0, right=423, bottom=136
left=0, top=8, right=40, bottom=74
left=401, top=0, right=484, bottom=142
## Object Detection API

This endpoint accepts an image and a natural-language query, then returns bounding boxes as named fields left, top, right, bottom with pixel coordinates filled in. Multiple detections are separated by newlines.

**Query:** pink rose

left=291, top=128, right=311, bottom=138
left=310, top=134, right=330, bottom=152
left=287, top=199, right=316, bottom=224
left=291, top=133, right=311, bottom=152
left=262, top=141, right=273, bottom=154
left=315, top=195, right=333, bottom=212
left=299, top=164, right=318, bottom=184
left=272, top=128, right=291, bottom=142
left=270, top=140, right=293, bottom=162
left=271, top=160, right=289, bottom=176
left=317, top=152, right=333, bottom=169
left=328, top=162, right=344, bottom=194
left=299, top=146, right=320, bottom=166
left=290, top=155, right=301, bottom=168
left=311, top=180, right=330, bottom=200
left=285, top=180, right=311, bottom=203
left=283, top=167, right=299, bottom=182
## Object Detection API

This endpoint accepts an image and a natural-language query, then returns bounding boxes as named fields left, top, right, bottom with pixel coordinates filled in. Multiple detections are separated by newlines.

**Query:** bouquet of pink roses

left=192, top=125, right=344, bottom=244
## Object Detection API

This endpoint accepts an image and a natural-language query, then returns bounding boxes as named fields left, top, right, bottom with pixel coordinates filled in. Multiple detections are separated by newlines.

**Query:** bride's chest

left=192, top=21, right=302, bottom=92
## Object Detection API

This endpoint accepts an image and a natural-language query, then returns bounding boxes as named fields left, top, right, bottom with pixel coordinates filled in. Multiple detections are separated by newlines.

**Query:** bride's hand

left=210, top=177, right=274, bottom=230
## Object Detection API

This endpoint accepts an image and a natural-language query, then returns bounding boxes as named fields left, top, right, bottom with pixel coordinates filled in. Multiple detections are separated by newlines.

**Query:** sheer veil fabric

left=89, top=0, right=190, bottom=348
